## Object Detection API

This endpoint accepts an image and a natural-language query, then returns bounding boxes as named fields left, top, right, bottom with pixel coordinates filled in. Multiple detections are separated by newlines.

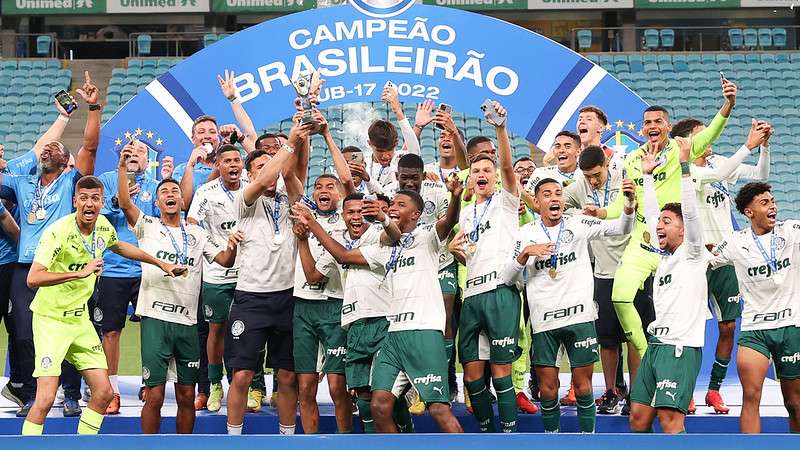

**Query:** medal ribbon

left=162, top=221, right=189, bottom=265
left=591, top=177, right=610, bottom=208
left=219, top=181, right=235, bottom=202
left=540, top=219, right=564, bottom=271
left=262, top=196, right=283, bottom=236
left=385, top=233, right=414, bottom=274
left=32, top=178, right=56, bottom=214
left=751, top=229, right=777, bottom=272
left=469, top=194, right=493, bottom=243
left=75, top=222, right=97, bottom=258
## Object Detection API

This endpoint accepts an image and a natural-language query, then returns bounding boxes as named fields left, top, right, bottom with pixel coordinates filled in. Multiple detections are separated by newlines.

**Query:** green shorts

left=611, top=242, right=659, bottom=303
left=707, top=266, right=742, bottom=322
left=33, top=313, right=107, bottom=377
left=630, top=339, right=702, bottom=414
left=345, top=317, right=389, bottom=390
left=532, top=321, right=599, bottom=368
left=459, top=285, right=521, bottom=364
left=739, top=326, right=800, bottom=380
left=293, top=298, right=347, bottom=375
left=371, top=330, right=449, bottom=404
left=438, top=261, right=458, bottom=296
left=201, top=282, right=236, bottom=323
left=140, top=317, right=200, bottom=387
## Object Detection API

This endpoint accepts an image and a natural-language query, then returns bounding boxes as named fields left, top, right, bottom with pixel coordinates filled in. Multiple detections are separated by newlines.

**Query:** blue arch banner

left=97, top=0, right=647, bottom=174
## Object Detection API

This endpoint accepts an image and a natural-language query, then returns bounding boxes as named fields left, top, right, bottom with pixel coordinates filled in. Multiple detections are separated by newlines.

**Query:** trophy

left=291, top=71, right=318, bottom=126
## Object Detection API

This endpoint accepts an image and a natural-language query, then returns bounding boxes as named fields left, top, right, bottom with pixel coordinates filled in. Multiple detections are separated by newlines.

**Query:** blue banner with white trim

left=96, top=0, right=648, bottom=174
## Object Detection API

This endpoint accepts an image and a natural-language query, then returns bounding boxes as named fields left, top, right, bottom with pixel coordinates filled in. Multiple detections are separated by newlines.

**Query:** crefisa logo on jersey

left=348, top=0, right=416, bottom=18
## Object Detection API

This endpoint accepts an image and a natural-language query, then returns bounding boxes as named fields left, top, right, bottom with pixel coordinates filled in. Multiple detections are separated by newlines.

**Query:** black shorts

left=225, top=289, right=294, bottom=372
left=92, top=277, right=141, bottom=332
left=0, top=262, right=14, bottom=325
left=595, top=276, right=655, bottom=346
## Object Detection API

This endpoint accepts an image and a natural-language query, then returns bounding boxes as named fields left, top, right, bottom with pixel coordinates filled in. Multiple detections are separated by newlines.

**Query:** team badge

left=401, top=235, right=415, bottom=248
left=93, top=307, right=104, bottom=323
left=775, top=236, right=786, bottom=250
left=424, top=200, right=435, bottom=215
left=142, top=366, right=151, bottom=380
left=140, top=191, right=152, bottom=202
left=328, top=213, right=340, bottom=224
left=41, top=357, right=52, bottom=370
left=187, top=233, right=198, bottom=247
left=97, top=237, right=106, bottom=252
left=231, top=320, right=245, bottom=337
left=204, top=305, right=213, bottom=317
left=561, top=229, right=574, bottom=244
left=349, top=0, right=416, bottom=18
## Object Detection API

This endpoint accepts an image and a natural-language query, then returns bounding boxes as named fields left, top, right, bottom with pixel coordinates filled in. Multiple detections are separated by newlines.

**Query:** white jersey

left=563, top=163, right=627, bottom=278
left=711, top=220, right=800, bottom=331
left=514, top=215, right=626, bottom=333
left=691, top=153, right=755, bottom=244
left=360, top=224, right=446, bottom=333
left=384, top=180, right=453, bottom=269
left=293, top=210, right=347, bottom=300
left=366, top=152, right=403, bottom=188
left=234, top=189, right=296, bottom=293
left=460, top=188, right=520, bottom=298
left=187, top=178, right=248, bottom=284
left=650, top=242, right=712, bottom=348
left=316, top=225, right=391, bottom=326
left=133, top=213, right=222, bottom=326
left=525, top=166, right=578, bottom=193
left=424, top=161, right=459, bottom=184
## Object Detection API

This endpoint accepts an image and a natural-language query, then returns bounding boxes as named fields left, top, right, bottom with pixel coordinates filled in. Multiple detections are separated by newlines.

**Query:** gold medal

left=548, top=267, right=557, bottom=279
left=467, top=243, right=477, bottom=254
left=643, top=231, right=651, bottom=242
left=36, top=209, right=46, bottom=220
left=27, top=212, right=36, bottom=224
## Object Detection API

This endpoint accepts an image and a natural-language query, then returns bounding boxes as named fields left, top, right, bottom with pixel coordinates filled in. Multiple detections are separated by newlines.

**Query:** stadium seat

left=46, top=59, right=59, bottom=69
left=743, top=28, right=758, bottom=47
left=577, top=29, right=592, bottom=49
left=128, top=59, right=142, bottom=68
left=758, top=28, right=772, bottom=48
left=728, top=29, right=743, bottom=48
left=773, top=28, right=787, bottom=48
left=137, top=35, right=152, bottom=56
left=36, top=35, right=51, bottom=56
left=204, top=34, right=218, bottom=47
left=644, top=29, right=659, bottom=49
left=659, top=29, right=675, bottom=48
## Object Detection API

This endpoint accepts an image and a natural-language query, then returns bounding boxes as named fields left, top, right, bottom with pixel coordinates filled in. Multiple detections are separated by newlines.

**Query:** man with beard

left=0, top=71, right=101, bottom=417
left=175, top=115, right=221, bottom=208
left=94, top=139, right=159, bottom=414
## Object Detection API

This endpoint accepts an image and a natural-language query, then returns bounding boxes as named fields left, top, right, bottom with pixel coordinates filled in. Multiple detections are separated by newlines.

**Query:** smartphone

left=480, top=98, right=506, bottom=126
left=384, top=81, right=394, bottom=89
left=719, top=71, right=726, bottom=84
left=435, top=103, right=453, bottom=129
left=229, top=130, right=239, bottom=145
left=126, top=171, right=137, bottom=187
left=347, top=151, right=364, bottom=165
left=55, top=90, right=77, bottom=114
left=363, top=194, right=377, bottom=222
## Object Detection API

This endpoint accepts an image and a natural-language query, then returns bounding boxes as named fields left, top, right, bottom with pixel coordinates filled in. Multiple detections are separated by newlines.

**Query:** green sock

left=356, top=397, right=375, bottom=433
left=22, top=420, right=43, bottom=435
left=708, top=356, right=730, bottom=391
left=465, top=378, right=496, bottom=433
left=444, top=338, right=454, bottom=363
left=77, top=408, right=104, bottom=435
left=209, top=363, right=224, bottom=384
left=613, top=301, right=647, bottom=357
left=392, top=396, right=414, bottom=433
left=492, top=375, right=517, bottom=433
left=540, top=398, right=560, bottom=432
left=615, top=346, right=626, bottom=389
left=576, top=393, right=596, bottom=433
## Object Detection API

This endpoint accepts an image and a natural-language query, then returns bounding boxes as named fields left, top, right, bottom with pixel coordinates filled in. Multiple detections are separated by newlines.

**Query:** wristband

left=680, top=161, right=691, bottom=175
left=281, top=143, right=295, bottom=154
left=380, top=215, right=391, bottom=228
left=226, top=94, right=237, bottom=101
left=88, top=104, right=102, bottom=111
left=57, top=115, right=70, bottom=123
left=231, top=98, right=241, bottom=105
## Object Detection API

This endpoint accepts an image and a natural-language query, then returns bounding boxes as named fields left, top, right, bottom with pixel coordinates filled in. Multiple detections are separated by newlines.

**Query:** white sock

left=109, top=375, right=120, bottom=394
left=279, top=423, right=295, bottom=435
left=227, top=422, right=243, bottom=435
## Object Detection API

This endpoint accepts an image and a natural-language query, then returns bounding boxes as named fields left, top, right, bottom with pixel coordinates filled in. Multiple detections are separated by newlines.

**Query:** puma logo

left=432, top=386, right=444, bottom=396
left=665, top=391, right=676, bottom=402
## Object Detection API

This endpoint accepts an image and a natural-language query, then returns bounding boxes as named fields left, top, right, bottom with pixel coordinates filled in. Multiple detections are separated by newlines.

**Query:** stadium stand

left=0, top=59, right=71, bottom=160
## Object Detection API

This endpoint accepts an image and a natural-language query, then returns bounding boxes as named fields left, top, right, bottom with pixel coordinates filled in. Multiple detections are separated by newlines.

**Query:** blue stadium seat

left=46, top=59, right=59, bottom=69
left=660, top=29, right=675, bottom=48
left=0, top=61, right=16, bottom=70
left=137, top=35, right=152, bottom=56
left=773, top=28, right=787, bottom=48
left=743, top=28, right=758, bottom=47
left=204, top=34, right=218, bottom=47
left=728, top=29, right=743, bottom=48
left=128, top=59, right=142, bottom=68
left=745, top=54, right=760, bottom=64
left=644, top=29, right=659, bottom=49
left=142, top=59, right=157, bottom=69
left=758, top=28, right=772, bottom=47
left=577, top=29, right=592, bottom=49
left=36, top=35, right=51, bottom=56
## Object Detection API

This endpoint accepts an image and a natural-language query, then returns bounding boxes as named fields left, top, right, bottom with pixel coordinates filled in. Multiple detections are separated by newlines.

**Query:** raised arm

left=383, top=86, right=420, bottom=156
left=291, top=203, right=369, bottom=266
left=487, top=101, right=516, bottom=196
left=689, top=79, right=736, bottom=160
left=434, top=110, right=467, bottom=169
left=710, top=119, right=770, bottom=182
left=594, top=179, right=636, bottom=238
left=74, top=71, right=101, bottom=176
left=179, top=148, right=206, bottom=210
left=33, top=101, right=73, bottom=159
left=242, top=123, right=309, bottom=206
left=315, top=110, right=355, bottom=195
left=295, top=227, right=326, bottom=284
left=677, top=137, right=703, bottom=249
left=436, top=175, right=463, bottom=241
left=641, top=154, right=662, bottom=247
left=117, top=149, right=142, bottom=227
left=359, top=200, right=401, bottom=244
left=211, top=231, right=242, bottom=268
left=218, top=70, right=257, bottom=154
